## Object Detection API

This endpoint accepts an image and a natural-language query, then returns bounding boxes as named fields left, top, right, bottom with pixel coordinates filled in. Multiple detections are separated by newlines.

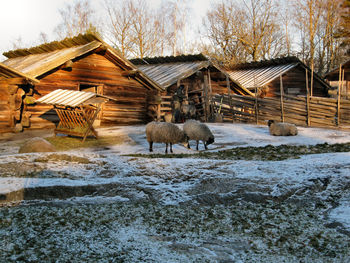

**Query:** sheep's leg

left=204, top=141, right=208, bottom=150
left=170, top=143, right=173, bottom=153
left=149, top=141, right=153, bottom=152
left=196, top=140, right=199, bottom=150
left=187, top=142, right=191, bottom=149
left=165, top=143, right=168, bottom=154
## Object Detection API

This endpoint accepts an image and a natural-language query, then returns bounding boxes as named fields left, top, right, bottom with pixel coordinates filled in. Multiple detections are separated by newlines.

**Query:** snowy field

left=0, top=122, right=350, bottom=262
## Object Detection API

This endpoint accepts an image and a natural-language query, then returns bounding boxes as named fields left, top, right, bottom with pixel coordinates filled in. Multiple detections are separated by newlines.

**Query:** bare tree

left=54, top=0, right=98, bottom=39
left=104, top=0, right=191, bottom=58
left=104, top=0, right=134, bottom=57
left=292, top=0, right=344, bottom=74
left=202, top=0, right=286, bottom=65
left=337, top=0, right=350, bottom=55
left=164, top=0, right=191, bottom=56
left=11, top=36, right=24, bottom=50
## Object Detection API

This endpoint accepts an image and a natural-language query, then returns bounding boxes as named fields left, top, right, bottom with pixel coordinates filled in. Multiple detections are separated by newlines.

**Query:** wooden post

left=254, top=77, right=258, bottom=124
left=337, top=65, right=342, bottom=126
left=226, top=75, right=232, bottom=122
left=255, top=87, right=259, bottom=124
left=280, top=75, right=285, bottom=122
left=204, top=74, right=209, bottom=122
left=208, top=69, right=213, bottom=118
left=310, top=63, right=314, bottom=97
left=305, top=68, right=310, bottom=126
left=157, top=91, right=161, bottom=121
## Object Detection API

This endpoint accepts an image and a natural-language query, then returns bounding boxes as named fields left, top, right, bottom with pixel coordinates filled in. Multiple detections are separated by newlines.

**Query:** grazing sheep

left=183, top=120, right=214, bottom=150
left=146, top=121, right=187, bottom=153
left=268, top=120, right=298, bottom=136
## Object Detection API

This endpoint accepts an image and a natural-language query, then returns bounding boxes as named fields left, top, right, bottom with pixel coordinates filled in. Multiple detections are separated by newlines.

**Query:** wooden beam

left=0, top=77, right=33, bottom=85
left=121, top=69, right=139, bottom=77
left=280, top=75, right=285, bottom=122
left=60, top=60, right=74, bottom=71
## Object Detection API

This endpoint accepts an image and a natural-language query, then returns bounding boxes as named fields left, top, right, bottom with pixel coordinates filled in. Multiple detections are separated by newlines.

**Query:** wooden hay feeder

left=36, top=89, right=108, bottom=142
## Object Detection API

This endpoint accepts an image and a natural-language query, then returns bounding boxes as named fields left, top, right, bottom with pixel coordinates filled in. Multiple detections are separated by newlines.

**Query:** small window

left=79, top=83, right=97, bottom=93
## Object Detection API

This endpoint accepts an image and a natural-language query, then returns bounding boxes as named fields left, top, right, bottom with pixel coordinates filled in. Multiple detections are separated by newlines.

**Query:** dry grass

left=45, top=135, right=131, bottom=151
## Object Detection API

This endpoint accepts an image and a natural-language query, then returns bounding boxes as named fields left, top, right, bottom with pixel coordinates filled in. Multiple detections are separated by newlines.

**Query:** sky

left=0, top=0, right=214, bottom=61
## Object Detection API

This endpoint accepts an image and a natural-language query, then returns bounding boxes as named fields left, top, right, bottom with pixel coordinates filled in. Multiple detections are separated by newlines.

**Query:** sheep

left=183, top=120, right=215, bottom=150
left=267, top=120, right=298, bottom=136
left=146, top=121, right=187, bottom=153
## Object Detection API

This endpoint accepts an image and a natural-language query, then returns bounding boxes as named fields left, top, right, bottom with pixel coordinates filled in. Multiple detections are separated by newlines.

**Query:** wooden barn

left=131, top=54, right=253, bottom=121
left=0, top=34, right=162, bottom=132
left=325, top=59, right=350, bottom=99
left=226, top=57, right=330, bottom=98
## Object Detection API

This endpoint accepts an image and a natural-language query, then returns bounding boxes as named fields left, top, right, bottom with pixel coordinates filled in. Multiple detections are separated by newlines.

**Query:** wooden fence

left=212, top=93, right=350, bottom=128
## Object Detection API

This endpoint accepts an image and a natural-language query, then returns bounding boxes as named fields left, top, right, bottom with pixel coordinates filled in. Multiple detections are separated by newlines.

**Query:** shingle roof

left=227, top=63, right=298, bottom=89
left=227, top=56, right=330, bottom=89
left=2, top=41, right=101, bottom=78
left=137, top=60, right=210, bottom=88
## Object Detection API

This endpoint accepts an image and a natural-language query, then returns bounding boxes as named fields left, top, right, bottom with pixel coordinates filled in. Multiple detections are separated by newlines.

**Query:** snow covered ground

left=0, top=123, right=350, bottom=262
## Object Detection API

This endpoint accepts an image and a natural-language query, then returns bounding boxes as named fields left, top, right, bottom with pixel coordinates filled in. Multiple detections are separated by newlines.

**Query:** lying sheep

left=183, top=120, right=214, bottom=150
left=268, top=120, right=298, bottom=136
left=146, top=121, right=187, bottom=153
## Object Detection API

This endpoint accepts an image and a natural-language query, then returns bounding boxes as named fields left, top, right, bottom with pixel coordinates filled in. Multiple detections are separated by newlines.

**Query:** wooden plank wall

left=265, top=67, right=328, bottom=98
left=29, top=53, right=154, bottom=128
left=212, top=93, right=350, bottom=128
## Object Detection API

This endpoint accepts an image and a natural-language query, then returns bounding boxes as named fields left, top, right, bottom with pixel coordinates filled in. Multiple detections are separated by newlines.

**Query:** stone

left=14, top=123, right=23, bottom=133
left=18, top=137, right=56, bottom=153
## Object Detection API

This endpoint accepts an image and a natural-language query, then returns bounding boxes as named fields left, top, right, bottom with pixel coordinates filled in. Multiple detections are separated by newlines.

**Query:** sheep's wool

left=269, top=121, right=298, bottom=136
left=146, top=121, right=186, bottom=144
left=183, top=120, right=214, bottom=141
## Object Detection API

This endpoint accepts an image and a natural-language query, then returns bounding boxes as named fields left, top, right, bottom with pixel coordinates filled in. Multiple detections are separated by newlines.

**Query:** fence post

left=305, top=68, right=311, bottom=126
left=226, top=75, right=232, bottom=122
left=203, top=74, right=209, bottom=122
left=337, top=67, right=344, bottom=126
left=311, top=63, right=314, bottom=97
left=255, top=88, right=258, bottom=124
left=280, top=75, right=285, bottom=122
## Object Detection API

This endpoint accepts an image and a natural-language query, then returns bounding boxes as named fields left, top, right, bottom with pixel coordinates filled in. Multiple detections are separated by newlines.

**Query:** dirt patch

left=45, top=134, right=133, bottom=151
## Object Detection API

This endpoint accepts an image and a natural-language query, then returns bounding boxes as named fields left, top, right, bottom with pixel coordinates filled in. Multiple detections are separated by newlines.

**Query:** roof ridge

left=230, top=56, right=300, bottom=70
left=130, top=53, right=208, bottom=65
left=3, top=33, right=103, bottom=59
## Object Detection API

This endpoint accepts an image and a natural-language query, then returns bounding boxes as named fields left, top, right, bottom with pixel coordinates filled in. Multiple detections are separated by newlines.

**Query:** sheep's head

left=268, top=120, right=275, bottom=127
left=206, top=136, right=215, bottom=146
left=182, top=133, right=189, bottom=148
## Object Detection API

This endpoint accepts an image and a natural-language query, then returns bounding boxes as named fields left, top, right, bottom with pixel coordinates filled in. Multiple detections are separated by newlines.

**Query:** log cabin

left=226, top=57, right=330, bottom=98
left=325, top=59, right=350, bottom=99
left=0, top=34, right=163, bottom=132
left=131, top=54, right=253, bottom=121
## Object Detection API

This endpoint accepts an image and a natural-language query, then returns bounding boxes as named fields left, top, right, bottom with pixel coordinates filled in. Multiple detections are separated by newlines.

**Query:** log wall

left=0, top=83, right=12, bottom=133
left=264, top=67, right=328, bottom=98
left=29, top=53, right=155, bottom=129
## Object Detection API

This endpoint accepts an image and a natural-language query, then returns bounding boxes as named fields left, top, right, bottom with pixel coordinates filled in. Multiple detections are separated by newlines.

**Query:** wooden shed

left=227, top=57, right=330, bottom=98
left=0, top=33, right=162, bottom=132
left=131, top=54, right=253, bottom=121
left=325, top=59, right=350, bottom=99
